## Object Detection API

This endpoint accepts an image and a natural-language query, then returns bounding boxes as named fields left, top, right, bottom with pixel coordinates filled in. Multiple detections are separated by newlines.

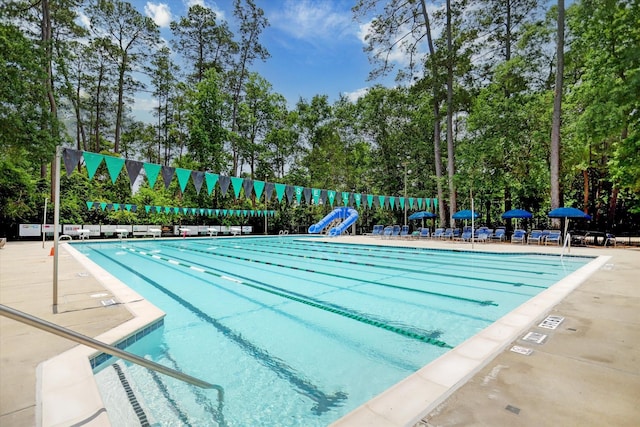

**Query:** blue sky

left=123, top=0, right=396, bottom=122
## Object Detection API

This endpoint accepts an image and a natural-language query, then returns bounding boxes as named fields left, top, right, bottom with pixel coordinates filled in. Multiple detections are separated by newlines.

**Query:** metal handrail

left=0, top=304, right=224, bottom=399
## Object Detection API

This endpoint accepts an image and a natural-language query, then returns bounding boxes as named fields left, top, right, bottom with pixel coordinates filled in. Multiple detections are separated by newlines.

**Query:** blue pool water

left=78, top=236, right=592, bottom=426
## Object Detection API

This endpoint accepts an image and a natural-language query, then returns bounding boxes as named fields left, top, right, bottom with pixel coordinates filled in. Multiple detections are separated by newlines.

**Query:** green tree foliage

left=1, top=0, right=638, bottom=237
left=186, top=68, right=229, bottom=172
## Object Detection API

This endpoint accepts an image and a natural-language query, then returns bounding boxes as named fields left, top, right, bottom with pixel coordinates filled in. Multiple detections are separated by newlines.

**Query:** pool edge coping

left=37, top=241, right=608, bottom=427
left=329, top=254, right=611, bottom=427
left=37, top=243, right=165, bottom=427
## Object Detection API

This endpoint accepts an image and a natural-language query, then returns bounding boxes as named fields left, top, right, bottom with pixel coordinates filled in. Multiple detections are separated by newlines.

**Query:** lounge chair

left=491, top=228, right=506, bottom=242
left=452, top=228, right=461, bottom=240
left=460, top=226, right=472, bottom=242
left=370, top=224, right=384, bottom=236
left=381, top=226, right=393, bottom=239
left=443, top=228, right=454, bottom=239
left=391, top=225, right=401, bottom=238
left=605, top=233, right=616, bottom=247
left=511, top=229, right=527, bottom=244
left=432, top=228, right=445, bottom=239
left=528, top=229, right=544, bottom=244
left=419, top=228, right=430, bottom=239
left=545, top=230, right=562, bottom=245
left=477, top=228, right=493, bottom=243
left=399, top=225, right=410, bottom=238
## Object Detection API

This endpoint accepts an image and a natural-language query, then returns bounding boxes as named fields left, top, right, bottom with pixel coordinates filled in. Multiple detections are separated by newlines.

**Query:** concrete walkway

left=0, top=242, right=132, bottom=427
left=1, top=238, right=638, bottom=426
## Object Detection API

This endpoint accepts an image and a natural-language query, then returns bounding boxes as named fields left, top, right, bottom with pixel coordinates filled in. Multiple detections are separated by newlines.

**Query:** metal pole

left=53, top=146, right=62, bottom=311
left=0, top=304, right=221, bottom=393
left=403, top=163, right=408, bottom=226
left=471, top=188, right=475, bottom=250
left=42, top=197, right=48, bottom=249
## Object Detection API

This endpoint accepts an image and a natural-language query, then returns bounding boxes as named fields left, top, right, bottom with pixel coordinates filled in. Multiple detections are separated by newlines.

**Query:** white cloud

left=270, top=0, right=355, bottom=43
left=145, top=3, right=172, bottom=28
left=343, top=87, right=369, bottom=103
left=183, top=0, right=225, bottom=20
left=77, top=11, right=91, bottom=29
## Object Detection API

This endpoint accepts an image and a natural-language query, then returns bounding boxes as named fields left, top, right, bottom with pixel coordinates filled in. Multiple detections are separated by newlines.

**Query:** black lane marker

left=162, top=242, right=498, bottom=306
left=124, top=245, right=453, bottom=348
left=238, top=239, right=553, bottom=276
left=89, top=248, right=347, bottom=414
left=204, top=240, right=546, bottom=290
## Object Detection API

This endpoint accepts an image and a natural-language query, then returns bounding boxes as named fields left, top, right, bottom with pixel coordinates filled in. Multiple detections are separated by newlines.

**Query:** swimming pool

left=76, top=236, right=593, bottom=426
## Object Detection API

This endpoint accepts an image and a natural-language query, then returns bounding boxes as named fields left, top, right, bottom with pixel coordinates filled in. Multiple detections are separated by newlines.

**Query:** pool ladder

left=0, top=304, right=224, bottom=397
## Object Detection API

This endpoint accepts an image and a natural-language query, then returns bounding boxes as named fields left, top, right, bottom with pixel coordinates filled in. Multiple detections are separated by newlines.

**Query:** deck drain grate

left=101, top=298, right=117, bottom=306
left=538, top=315, right=564, bottom=330
left=510, top=345, right=533, bottom=356
left=505, top=405, right=520, bottom=415
left=522, top=331, right=547, bottom=344
left=77, top=272, right=89, bottom=277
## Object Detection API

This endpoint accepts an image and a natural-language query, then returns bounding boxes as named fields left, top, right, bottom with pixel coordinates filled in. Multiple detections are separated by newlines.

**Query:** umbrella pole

left=471, top=189, right=474, bottom=249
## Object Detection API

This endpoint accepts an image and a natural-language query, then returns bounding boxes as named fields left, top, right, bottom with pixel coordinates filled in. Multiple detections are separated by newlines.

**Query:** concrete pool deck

left=0, top=237, right=638, bottom=426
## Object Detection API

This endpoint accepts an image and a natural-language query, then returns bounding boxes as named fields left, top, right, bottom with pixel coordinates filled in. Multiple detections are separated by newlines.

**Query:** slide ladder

left=308, top=207, right=359, bottom=236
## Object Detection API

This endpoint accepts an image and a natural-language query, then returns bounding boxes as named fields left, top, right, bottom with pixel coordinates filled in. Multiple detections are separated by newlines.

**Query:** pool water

left=78, top=236, right=592, bottom=426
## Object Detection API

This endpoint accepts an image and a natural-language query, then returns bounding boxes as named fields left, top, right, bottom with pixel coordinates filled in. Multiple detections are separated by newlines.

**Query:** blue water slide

left=328, top=208, right=359, bottom=236
left=308, top=207, right=358, bottom=234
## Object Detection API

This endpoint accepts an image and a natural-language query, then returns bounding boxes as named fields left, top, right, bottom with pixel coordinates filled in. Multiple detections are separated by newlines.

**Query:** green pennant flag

left=327, top=190, right=336, bottom=206
left=389, top=196, right=396, bottom=209
left=175, top=168, right=191, bottom=193
left=124, top=204, right=132, bottom=212
left=275, top=183, right=286, bottom=202
left=312, top=188, right=321, bottom=205
left=253, top=180, right=265, bottom=200
left=222, top=209, right=228, bottom=216
left=417, top=198, right=423, bottom=209
left=205, top=173, right=219, bottom=195
left=295, top=186, right=304, bottom=204
left=378, top=195, right=386, bottom=209
left=215, top=209, right=220, bottom=216
left=341, top=192, right=350, bottom=206
left=145, top=206, right=151, bottom=213
left=100, top=202, right=107, bottom=211
left=409, top=197, right=415, bottom=209
left=230, top=177, right=244, bottom=199
left=367, top=194, right=373, bottom=208
left=143, top=163, right=161, bottom=189
left=399, top=197, right=405, bottom=210
left=113, top=203, right=120, bottom=211
left=354, top=193, right=362, bottom=208
left=104, top=156, right=125, bottom=184
left=86, top=201, right=93, bottom=210
left=243, top=210, right=248, bottom=216
left=426, top=198, right=431, bottom=208
left=83, top=152, right=104, bottom=180
left=433, top=198, right=438, bottom=210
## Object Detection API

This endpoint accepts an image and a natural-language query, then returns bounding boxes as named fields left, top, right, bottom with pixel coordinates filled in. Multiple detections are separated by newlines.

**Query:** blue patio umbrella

left=452, top=209, right=479, bottom=220
left=408, top=211, right=437, bottom=220
left=547, top=207, right=591, bottom=220
left=548, top=207, right=591, bottom=248
left=409, top=211, right=437, bottom=228
left=501, top=209, right=533, bottom=219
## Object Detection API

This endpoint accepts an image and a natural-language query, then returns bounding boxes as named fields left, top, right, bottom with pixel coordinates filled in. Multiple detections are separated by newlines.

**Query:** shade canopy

left=408, top=211, right=437, bottom=220
left=502, top=209, right=533, bottom=219
left=548, top=207, right=591, bottom=220
left=452, top=209, right=479, bottom=220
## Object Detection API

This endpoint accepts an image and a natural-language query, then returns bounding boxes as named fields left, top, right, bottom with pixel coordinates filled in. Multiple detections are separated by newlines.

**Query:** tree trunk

left=445, top=0, right=457, bottom=225
left=114, top=56, right=127, bottom=153
left=550, top=0, right=565, bottom=227
left=419, top=0, right=446, bottom=226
